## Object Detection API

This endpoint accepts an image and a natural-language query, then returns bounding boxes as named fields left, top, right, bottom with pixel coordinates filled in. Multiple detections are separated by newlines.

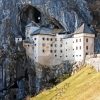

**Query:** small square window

left=42, top=43, right=45, bottom=47
left=51, top=38, right=53, bottom=41
left=51, top=44, right=53, bottom=47
left=60, top=44, right=62, bottom=47
left=42, top=50, right=45, bottom=53
left=60, top=38, right=62, bottom=41
left=47, top=38, right=49, bottom=41
left=80, top=46, right=81, bottom=50
left=54, top=50, right=57, bottom=53
left=60, top=50, right=63, bottom=53
left=34, top=38, right=36, bottom=40
left=86, top=46, right=88, bottom=50
left=55, top=38, right=57, bottom=41
left=86, top=53, right=88, bottom=55
left=42, top=38, right=45, bottom=40
left=76, top=47, right=78, bottom=50
left=86, top=38, right=88, bottom=42
left=50, top=50, right=53, bottom=53
left=55, top=55, right=57, bottom=57
left=55, top=44, right=57, bottom=47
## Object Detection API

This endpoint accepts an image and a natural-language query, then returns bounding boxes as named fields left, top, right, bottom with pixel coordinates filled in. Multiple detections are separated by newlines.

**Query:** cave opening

left=20, top=5, right=41, bottom=38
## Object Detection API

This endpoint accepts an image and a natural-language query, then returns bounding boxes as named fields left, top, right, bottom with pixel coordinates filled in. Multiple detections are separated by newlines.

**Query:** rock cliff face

left=86, top=0, right=100, bottom=33
left=0, top=0, right=100, bottom=100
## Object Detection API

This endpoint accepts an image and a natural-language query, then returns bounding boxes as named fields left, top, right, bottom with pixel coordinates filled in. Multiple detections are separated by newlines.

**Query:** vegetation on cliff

left=31, top=65, right=100, bottom=100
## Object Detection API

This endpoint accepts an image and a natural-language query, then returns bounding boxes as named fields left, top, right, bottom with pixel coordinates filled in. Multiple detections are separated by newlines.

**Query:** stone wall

left=85, top=54, right=100, bottom=72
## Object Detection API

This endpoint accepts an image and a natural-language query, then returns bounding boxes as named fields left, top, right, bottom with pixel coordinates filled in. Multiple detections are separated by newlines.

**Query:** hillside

left=31, top=66, right=100, bottom=100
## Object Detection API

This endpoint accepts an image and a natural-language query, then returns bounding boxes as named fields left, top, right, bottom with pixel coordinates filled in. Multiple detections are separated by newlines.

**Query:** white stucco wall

left=63, top=33, right=95, bottom=63
left=63, top=38, right=74, bottom=62
left=25, top=26, right=39, bottom=40
left=24, top=27, right=95, bottom=66
left=35, top=34, right=64, bottom=65
left=15, top=37, right=22, bottom=43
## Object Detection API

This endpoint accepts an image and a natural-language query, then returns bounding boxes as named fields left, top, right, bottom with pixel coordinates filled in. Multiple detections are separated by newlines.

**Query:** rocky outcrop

left=86, top=0, right=100, bottom=33
left=34, top=61, right=72, bottom=93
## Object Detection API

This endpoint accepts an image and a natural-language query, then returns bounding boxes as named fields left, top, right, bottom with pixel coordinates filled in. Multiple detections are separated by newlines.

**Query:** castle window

left=42, top=50, right=45, bottom=53
left=51, top=38, right=53, bottom=41
left=66, top=49, right=67, bottom=51
left=76, top=47, right=78, bottom=50
left=60, top=50, right=63, bottom=53
left=80, top=46, right=81, bottom=50
left=66, top=42, right=67, bottom=44
left=47, top=38, right=49, bottom=41
left=42, top=43, right=45, bottom=47
left=34, top=38, right=36, bottom=40
left=60, top=38, right=62, bottom=41
left=51, top=44, right=53, bottom=47
left=54, top=50, right=57, bottom=53
left=73, top=55, right=74, bottom=57
left=55, top=55, right=57, bottom=57
left=66, top=55, right=67, bottom=57
left=35, top=44, right=36, bottom=46
left=86, top=38, right=88, bottom=42
left=28, top=45, right=29, bottom=47
left=42, top=38, right=45, bottom=40
left=55, top=44, right=57, bottom=47
left=86, top=46, right=88, bottom=50
left=80, top=39, right=81, bottom=42
left=86, top=53, right=88, bottom=55
left=76, top=39, right=78, bottom=42
left=60, top=56, right=62, bottom=58
left=55, top=38, right=57, bottom=41
left=50, top=50, right=53, bottom=53
left=60, top=44, right=62, bottom=47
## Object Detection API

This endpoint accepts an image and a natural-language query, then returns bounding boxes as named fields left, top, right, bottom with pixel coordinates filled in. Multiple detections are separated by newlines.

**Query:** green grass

left=31, top=65, right=100, bottom=100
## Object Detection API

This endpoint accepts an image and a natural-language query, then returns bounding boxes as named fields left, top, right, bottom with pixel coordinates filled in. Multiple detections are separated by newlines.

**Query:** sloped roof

left=26, top=21, right=39, bottom=27
left=29, top=26, right=40, bottom=34
left=31, top=27, right=54, bottom=36
left=15, top=34, right=22, bottom=38
left=63, top=34, right=74, bottom=39
left=74, top=24, right=93, bottom=34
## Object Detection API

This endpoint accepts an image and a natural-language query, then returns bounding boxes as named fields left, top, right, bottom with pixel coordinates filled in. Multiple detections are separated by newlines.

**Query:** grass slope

left=31, top=66, right=100, bottom=100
